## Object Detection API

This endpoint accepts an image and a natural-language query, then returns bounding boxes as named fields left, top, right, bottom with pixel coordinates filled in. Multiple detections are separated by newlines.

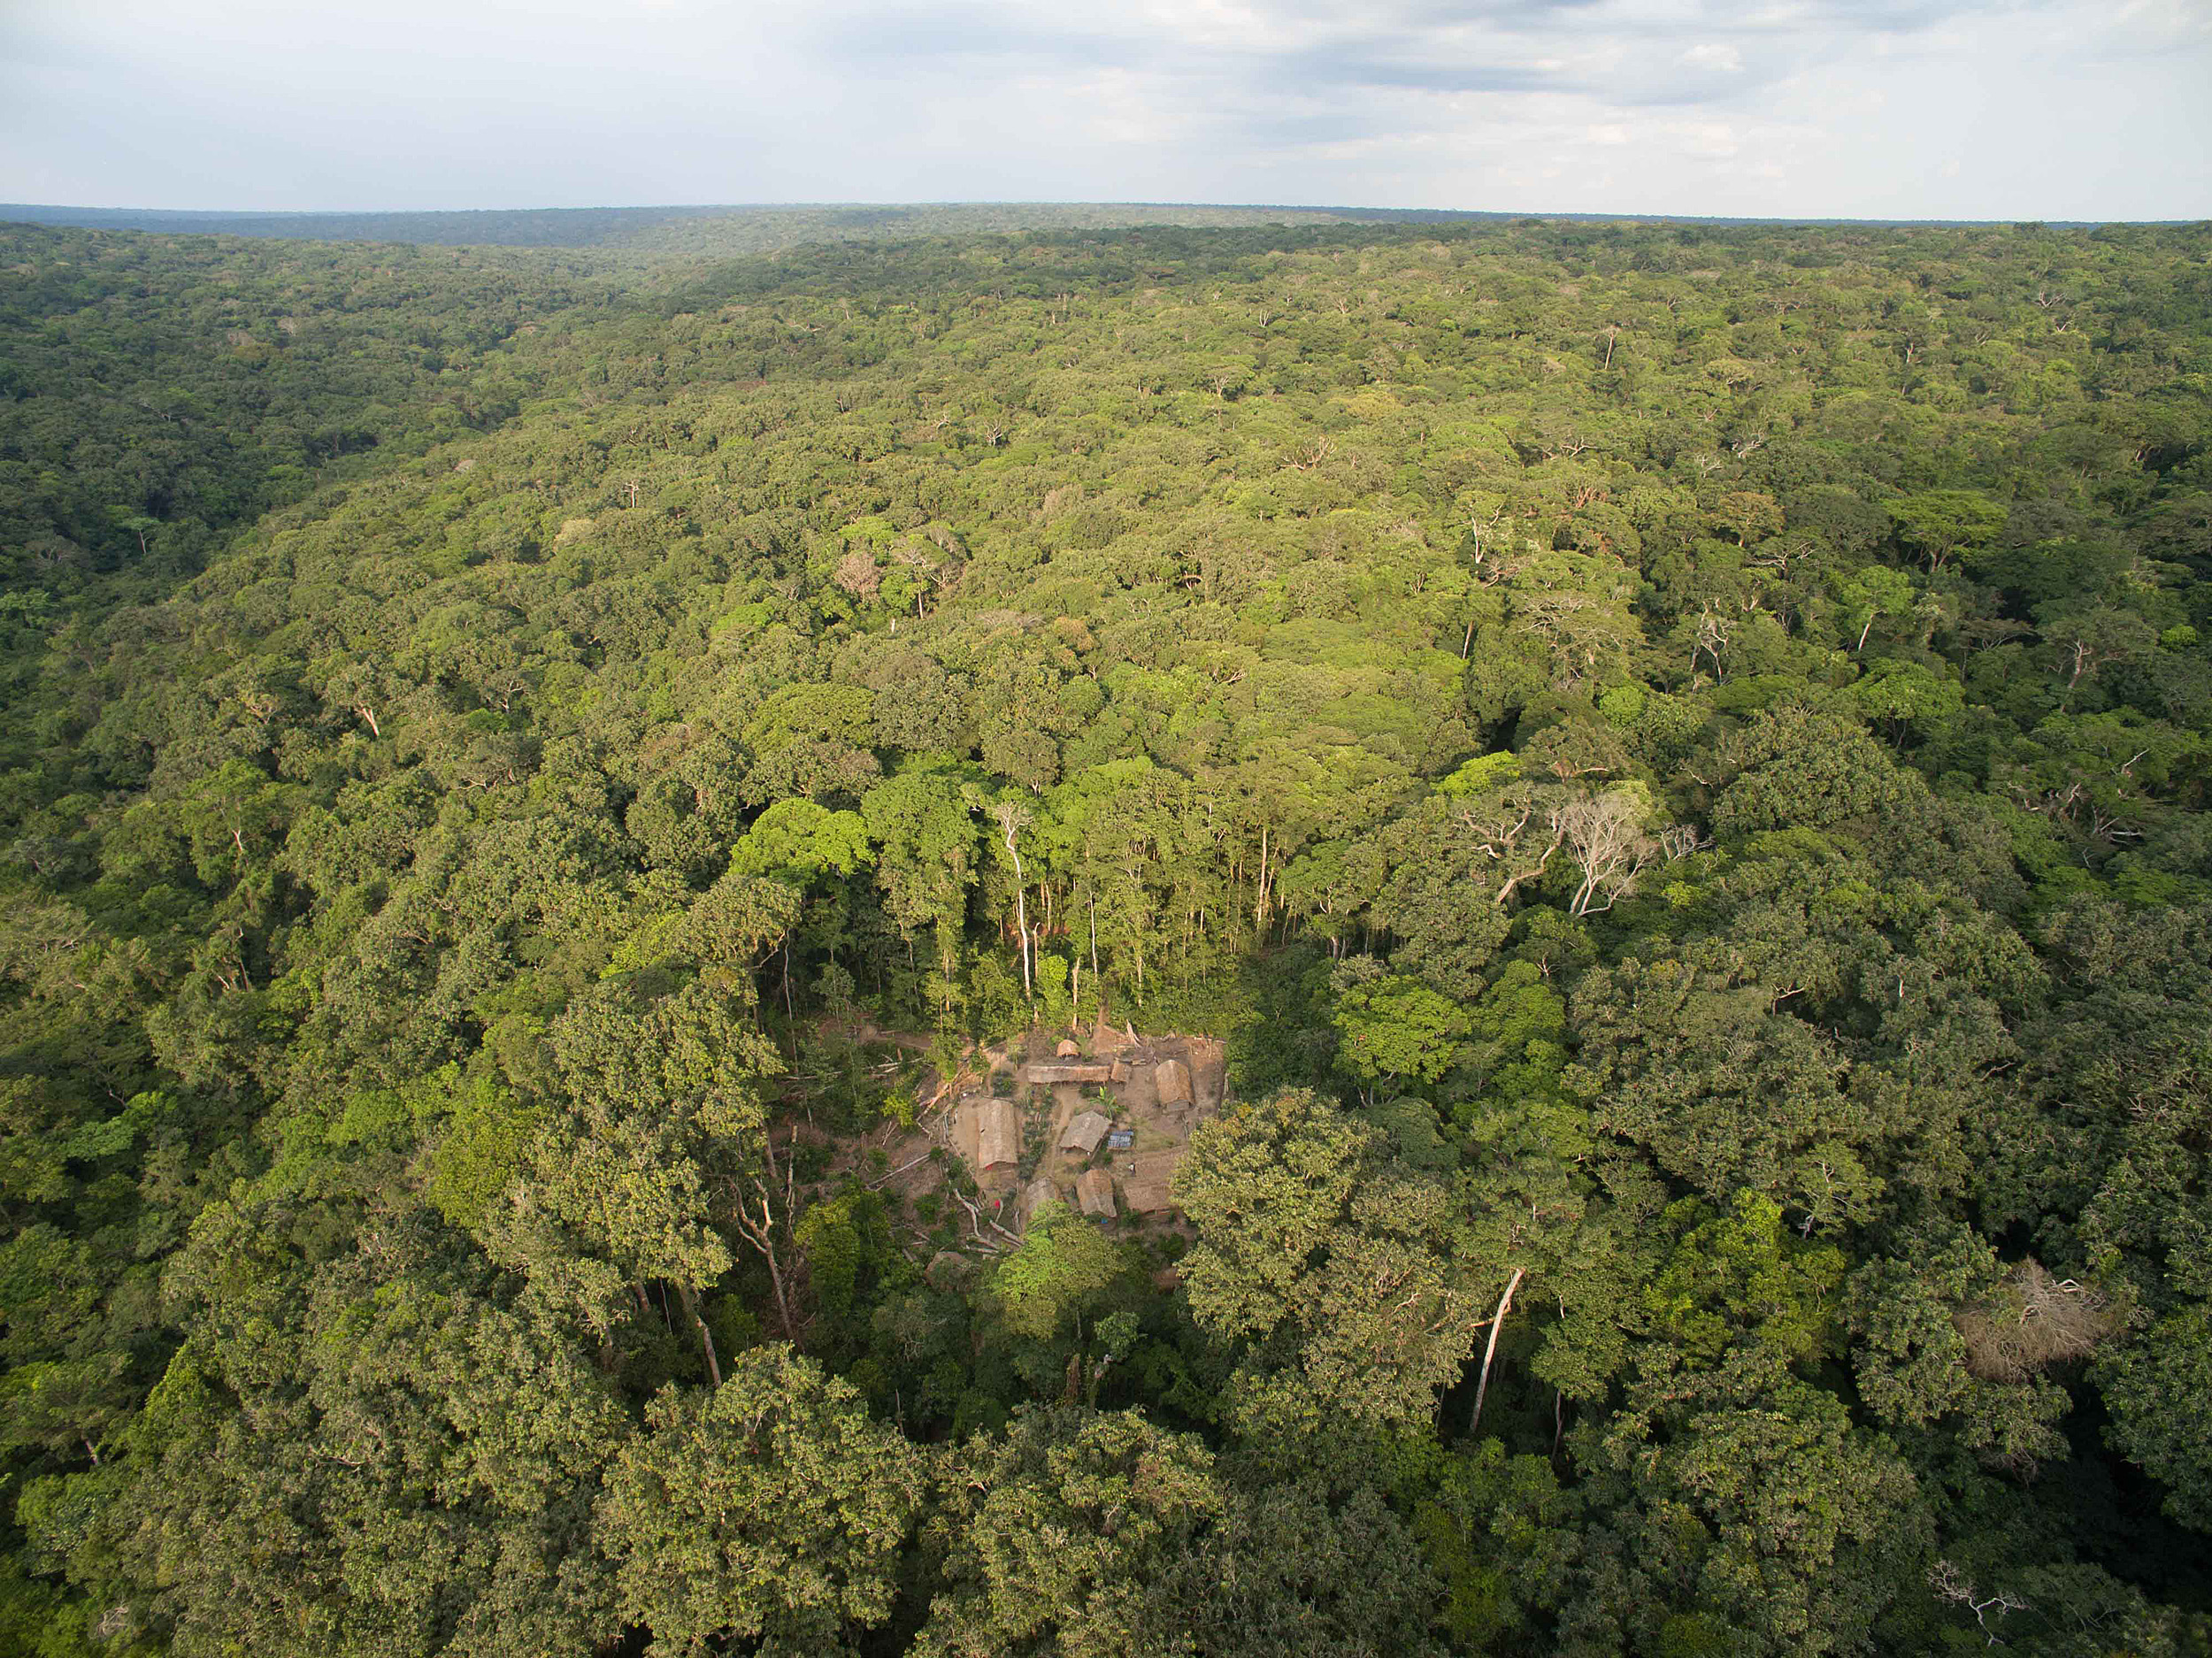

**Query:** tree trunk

left=997, top=810, right=1034, bottom=998
left=746, top=1187, right=798, bottom=1341
left=1468, top=1266, right=1525, bottom=1438
left=676, top=1278, right=723, bottom=1387
left=1013, top=879, right=1033, bottom=998
left=1253, top=824, right=1270, bottom=930
left=729, top=1138, right=802, bottom=1345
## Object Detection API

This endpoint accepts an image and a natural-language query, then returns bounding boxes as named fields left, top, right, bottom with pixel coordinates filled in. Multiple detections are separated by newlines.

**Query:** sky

left=2, top=0, right=2208, bottom=221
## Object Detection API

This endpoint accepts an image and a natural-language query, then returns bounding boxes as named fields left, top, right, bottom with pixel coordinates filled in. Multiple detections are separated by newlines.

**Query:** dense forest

left=2, top=209, right=2209, bottom=1656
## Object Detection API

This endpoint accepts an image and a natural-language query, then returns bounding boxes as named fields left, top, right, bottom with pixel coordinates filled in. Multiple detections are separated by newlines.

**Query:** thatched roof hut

left=1154, top=1057, right=1193, bottom=1107
left=976, top=1098, right=1022, bottom=1171
left=1020, top=1176, right=1061, bottom=1225
left=1118, top=1148, right=1185, bottom=1214
left=1027, top=1061, right=1115, bottom=1085
left=1060, top=1110, right=1113, bottom=1157
left=1077, top=1168, right=1118, bottom=1220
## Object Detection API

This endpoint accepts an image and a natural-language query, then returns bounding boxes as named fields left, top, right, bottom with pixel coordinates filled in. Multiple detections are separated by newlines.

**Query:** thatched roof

left=1028, top=1061, right=1115, bottom=1085
left=1060, top=1110, right=1113, bottom=1157
left=1118, top=1148, right=1185, bottom=1214
left=976, top=1098, right=1023, bottom=1171
left=1154, top=1057, right=1192, bottom=1107
left=1020, top=1176, right=1061, bottom=1225
left=1077, top=1169, right=1118, bottom=1219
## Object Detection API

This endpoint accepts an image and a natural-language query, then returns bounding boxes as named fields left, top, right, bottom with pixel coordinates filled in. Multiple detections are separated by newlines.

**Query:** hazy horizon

left=3, top=199, right=2197, bottom=232
left=5, top=1, right=2208, bottom=224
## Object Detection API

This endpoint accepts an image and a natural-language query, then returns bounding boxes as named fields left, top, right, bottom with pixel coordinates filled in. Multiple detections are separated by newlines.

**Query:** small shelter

left=1154, top=1057, right=1193, bottom=1108
left=1060, top=1110, right=1113, bottom=1158
left=1077, top=1168, right=1118, bottom=1220
left=1020, top=1176, right=1061, bottom=1225
left=1055, top=1038, right=1082, bottom=1058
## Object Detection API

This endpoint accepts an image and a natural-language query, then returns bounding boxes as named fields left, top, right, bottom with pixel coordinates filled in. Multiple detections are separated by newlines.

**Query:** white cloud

left=1678, top=42, right=1746, bottom=72
left=1671, top=120, right=1744, bottom=159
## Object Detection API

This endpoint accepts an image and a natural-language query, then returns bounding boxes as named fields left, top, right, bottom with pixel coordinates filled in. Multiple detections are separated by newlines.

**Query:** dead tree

left=726, top=1134, right=801, bottom=1344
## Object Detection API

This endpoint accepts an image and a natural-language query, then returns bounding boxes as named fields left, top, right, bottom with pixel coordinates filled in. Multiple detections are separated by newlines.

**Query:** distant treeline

left=0, top=202, right=1370, bottom=253
left=1, top=199, right=2139, bottom=255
